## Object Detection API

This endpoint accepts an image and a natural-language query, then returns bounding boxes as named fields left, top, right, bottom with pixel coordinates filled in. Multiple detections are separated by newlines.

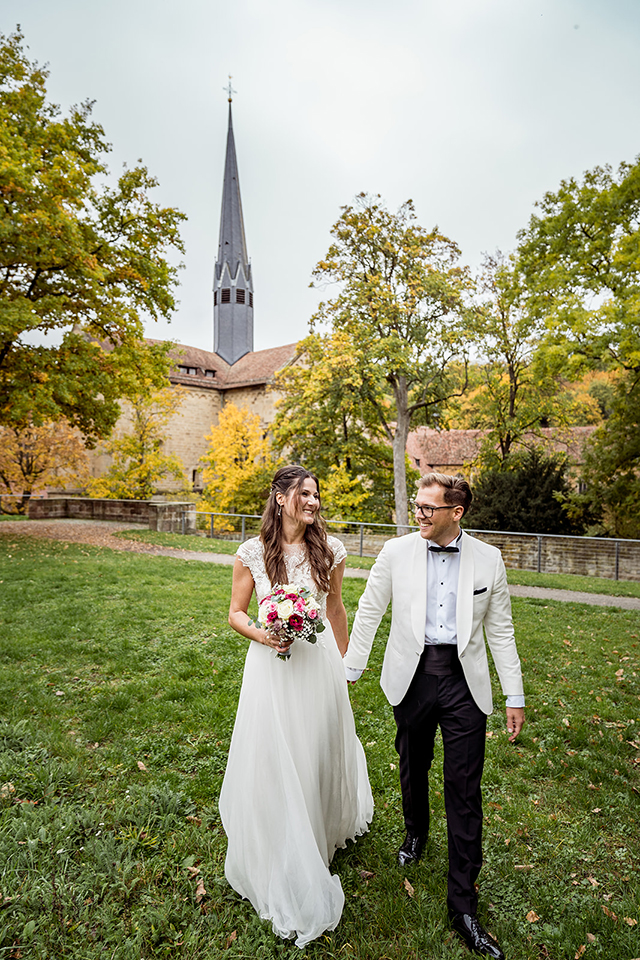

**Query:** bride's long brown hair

left=260, top=465, right=333, bottom=593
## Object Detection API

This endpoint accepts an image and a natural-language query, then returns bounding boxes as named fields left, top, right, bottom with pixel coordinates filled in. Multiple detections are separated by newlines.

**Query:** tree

left=309, top=194, right=472, bottom=530
left=515, top=157, right=640, bottom=534
left=199, top=404, right=276, bottom=517
left=87, top=388, right=185, bottom=500
left=0, top=420, right=88, bottom=514
left=463, top=449, right=583, bottom=535
left=272, top=331, right=398, bottom=523
left=0, top=30, right=185, bottom=439
left=453, top=253, right=594, bottom=467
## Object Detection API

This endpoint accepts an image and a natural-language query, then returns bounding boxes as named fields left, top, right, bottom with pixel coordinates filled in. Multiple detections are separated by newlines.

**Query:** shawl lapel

left=456, top=531, right=475, bottom=654
left=410, top=533, right=428, bottom=652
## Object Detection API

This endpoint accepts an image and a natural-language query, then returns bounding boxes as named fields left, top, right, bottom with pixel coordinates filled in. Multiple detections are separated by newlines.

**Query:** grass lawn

left=0, top=534, right=639, bottom=959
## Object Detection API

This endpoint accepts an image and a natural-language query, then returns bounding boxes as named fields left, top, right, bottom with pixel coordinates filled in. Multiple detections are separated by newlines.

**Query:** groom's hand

left=506, top=707, right=525, bottom=742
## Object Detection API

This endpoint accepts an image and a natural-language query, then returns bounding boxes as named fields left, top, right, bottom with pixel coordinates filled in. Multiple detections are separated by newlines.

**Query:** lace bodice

left=236, top=536, right=347, bottom=619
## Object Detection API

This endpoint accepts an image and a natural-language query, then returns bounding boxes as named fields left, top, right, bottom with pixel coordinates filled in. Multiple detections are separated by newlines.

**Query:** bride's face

left=281, top=477, right=320, bottom=525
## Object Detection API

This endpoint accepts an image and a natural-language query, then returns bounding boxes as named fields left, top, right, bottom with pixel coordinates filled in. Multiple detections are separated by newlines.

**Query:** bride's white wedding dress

left=219, top=536, right=373, bottom=948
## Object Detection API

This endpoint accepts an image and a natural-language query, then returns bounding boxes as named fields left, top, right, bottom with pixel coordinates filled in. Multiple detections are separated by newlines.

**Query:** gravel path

left=2, top=519, right=639, bottom=610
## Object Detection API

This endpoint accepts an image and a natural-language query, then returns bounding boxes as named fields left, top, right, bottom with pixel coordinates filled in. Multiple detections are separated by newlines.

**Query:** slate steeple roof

left=213, top=96, right=254, bottom=364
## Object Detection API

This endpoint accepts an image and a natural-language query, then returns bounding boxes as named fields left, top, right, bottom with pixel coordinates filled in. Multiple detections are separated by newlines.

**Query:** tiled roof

left=407, top=426, right=597, bottom=469
left=146, top=340, right=299, bottom=390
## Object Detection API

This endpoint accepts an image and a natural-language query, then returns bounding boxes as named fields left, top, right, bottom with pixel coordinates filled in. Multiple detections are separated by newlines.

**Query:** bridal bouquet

left=250, top=583, right=325, bottom=660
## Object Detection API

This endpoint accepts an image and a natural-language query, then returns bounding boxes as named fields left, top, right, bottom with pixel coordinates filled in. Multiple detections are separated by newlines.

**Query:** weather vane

left=224, top=75, right=237, bottom=102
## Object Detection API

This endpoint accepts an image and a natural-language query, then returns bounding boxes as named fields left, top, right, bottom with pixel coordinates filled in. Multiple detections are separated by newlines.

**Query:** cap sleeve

left=328, top=536, right=347, bottom=569
left=235, top=537, right=263, bottom=575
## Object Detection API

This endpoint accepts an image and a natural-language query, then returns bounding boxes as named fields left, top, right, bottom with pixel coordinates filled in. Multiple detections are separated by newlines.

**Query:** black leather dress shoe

left=397, top=832, right=426, bottom=867
left=449, top=913, right=505, bottom=959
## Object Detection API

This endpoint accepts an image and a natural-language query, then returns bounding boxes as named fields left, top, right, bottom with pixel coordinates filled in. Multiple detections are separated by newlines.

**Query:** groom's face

left=414, top=484, right=463, bottom=546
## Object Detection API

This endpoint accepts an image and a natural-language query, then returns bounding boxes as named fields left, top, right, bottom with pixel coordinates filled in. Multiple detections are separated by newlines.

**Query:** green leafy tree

left=199, top=404, right=276, bottom=518
left=464, top=449, right=583, bottom=535
left=273, top=331, right=398, bottom=523
left=308, top=194, right=471, bottom=530
left=456, top=253, right=594, bottom=467
left=87, top=388, right=185, bottom=500
left=515, top=156, right=640, bottom=534
left=0, top=30, right=185, bottom=439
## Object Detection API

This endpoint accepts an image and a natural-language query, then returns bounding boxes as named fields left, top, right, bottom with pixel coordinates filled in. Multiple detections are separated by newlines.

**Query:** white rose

left=277, top=599, right=294, bottom=620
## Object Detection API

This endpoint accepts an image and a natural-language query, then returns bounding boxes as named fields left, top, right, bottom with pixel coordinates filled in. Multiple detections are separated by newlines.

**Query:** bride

left=219, top=464, right=373, bottom=947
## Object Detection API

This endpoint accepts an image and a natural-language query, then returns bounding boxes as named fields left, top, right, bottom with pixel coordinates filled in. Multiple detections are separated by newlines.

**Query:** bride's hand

left=265, top=629, right=292, bottom=653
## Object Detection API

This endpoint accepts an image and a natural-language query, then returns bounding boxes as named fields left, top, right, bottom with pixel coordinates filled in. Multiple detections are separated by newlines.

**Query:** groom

left=344, top=473, right=524, bottom=960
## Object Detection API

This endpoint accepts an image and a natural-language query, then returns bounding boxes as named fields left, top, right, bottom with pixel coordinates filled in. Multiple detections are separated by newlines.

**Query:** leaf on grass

left=624, top=917, right=638, bottom=926
left=615, top=669, right=624, bottom=677
left=137, top=761, right=148, bottom=772
left=185, top=866, right=200, bottom=877
left=602, top=905, right=617, bottom=920
left=195, top=878, right=206, bottom=903
left=359, top=870, right=374, bottom=880
left=225, top=930, right=237, bottom=948
left=575, top=946, right=585, bottom=959
left=186, top=815, right=202, bottom=826
left=403, top=878, right=414, bottom=897
left=587, top=876, right=598, bottom=886
left=526, top=910, right=540, bottom=923
left=514, top=864, right=534, bottom=870
left=587, top=933, right=596, bottom=943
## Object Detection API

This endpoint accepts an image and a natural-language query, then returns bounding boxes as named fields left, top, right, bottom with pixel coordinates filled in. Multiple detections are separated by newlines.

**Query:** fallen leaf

left=137, top=761, right=148, bottom=772
left=358, top=870, right=374, bottom=880
left=624, top=917, right=638, bottom=927
left=186, top=815, right=202, bottom=826
left=0, top=783, right=16, bottom=800
left=514, top=864, right=534, bottom=870
left=575, top=946, right=585, bottom=959
left=55, top=690, right=64, bottom=697
left=403, top=878, right=414, bottom=897
left=526, top=910, right=540, bottom=923
left=195, top=878, right=206, bottom=903
left=225, top=930, right=237, bottom=948
left=602, top=905, right=617, bottom=921
left=185, top=866, right=200, bottom=877
left=587, top=933, right=596, bottom=943
left=587, top=876, right=598, bottom=886
left=615, top=669, right=624, bottom=677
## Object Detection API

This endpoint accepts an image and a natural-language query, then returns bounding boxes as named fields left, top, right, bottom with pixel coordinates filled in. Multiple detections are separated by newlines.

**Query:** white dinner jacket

left=345, top=530, right=524, bottom=713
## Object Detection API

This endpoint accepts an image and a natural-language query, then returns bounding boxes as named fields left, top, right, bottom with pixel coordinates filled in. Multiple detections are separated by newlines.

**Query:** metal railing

left=182, top=510, right=640, bottom=581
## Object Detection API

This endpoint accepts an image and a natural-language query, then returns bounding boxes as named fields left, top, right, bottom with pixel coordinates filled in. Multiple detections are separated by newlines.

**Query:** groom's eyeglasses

left=410, top=500, right=454, bottom=519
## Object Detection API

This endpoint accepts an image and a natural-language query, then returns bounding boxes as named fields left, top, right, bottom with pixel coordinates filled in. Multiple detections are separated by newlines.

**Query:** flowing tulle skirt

left=219, top=623, right=373, bottom=948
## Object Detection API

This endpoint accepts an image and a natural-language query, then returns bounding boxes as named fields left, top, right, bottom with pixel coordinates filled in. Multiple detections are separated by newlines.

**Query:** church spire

left=213, top=82, right=254, bottom=364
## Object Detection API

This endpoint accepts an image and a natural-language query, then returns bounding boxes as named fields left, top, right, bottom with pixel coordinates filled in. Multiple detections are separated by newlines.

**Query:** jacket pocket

left=473, top=586, right=488, bottom=595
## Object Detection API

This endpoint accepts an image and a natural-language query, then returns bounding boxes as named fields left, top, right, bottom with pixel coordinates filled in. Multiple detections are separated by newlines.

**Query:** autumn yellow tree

left=87, top=388, right=185, bottom=500
left=0, top=421, right=89, bottom=514
left=199, top=404, right=276, bottom=517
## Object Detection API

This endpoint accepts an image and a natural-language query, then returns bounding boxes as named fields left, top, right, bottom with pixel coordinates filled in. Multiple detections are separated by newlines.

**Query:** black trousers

left=393, top=646, right=487, bottom=915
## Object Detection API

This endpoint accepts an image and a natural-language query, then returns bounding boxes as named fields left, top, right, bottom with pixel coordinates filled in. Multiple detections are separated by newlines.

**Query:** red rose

left=288, top=614, right=304, bottom=631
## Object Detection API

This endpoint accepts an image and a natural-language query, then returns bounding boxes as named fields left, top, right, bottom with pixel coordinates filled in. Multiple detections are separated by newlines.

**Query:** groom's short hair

left=417, top=473, right=473, bottom=516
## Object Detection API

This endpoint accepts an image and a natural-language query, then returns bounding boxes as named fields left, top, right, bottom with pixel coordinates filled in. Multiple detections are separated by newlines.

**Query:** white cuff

left=505, top=695, right=525, bottom=708
left=345, top=665, right=363, bottom=683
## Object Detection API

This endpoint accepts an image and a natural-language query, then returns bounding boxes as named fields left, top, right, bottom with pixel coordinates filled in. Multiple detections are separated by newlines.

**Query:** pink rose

left=294, top=599, right=305, bottom=613
left=308, top=608, right=318, bottom=620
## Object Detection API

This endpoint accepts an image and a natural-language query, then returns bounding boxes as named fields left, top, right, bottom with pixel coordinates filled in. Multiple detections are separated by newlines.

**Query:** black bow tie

left=429, top=544, right=459, bottom=553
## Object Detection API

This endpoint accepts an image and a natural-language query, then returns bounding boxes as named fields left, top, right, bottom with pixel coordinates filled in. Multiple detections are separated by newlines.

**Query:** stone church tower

left=213, top=93, right=254, bottom=364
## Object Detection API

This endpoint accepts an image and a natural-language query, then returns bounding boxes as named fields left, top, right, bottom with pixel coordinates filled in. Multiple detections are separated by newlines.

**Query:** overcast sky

left=4, top=0, right=640, bottom=353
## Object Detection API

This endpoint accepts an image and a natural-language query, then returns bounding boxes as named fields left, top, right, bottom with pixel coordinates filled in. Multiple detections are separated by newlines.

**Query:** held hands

left=506, top=707, right=525, bottom=743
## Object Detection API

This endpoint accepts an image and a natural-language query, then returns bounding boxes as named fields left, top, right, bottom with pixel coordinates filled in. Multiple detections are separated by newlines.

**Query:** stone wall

left=28, top=498, right=150, bottom=524
left=468, top=531, right=640, bottom=582
left=27, top=497, right=196, bottom=533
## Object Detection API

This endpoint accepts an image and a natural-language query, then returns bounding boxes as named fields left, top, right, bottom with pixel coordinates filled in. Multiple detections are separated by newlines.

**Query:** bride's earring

left=277, top=502, right=282, bottom=518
